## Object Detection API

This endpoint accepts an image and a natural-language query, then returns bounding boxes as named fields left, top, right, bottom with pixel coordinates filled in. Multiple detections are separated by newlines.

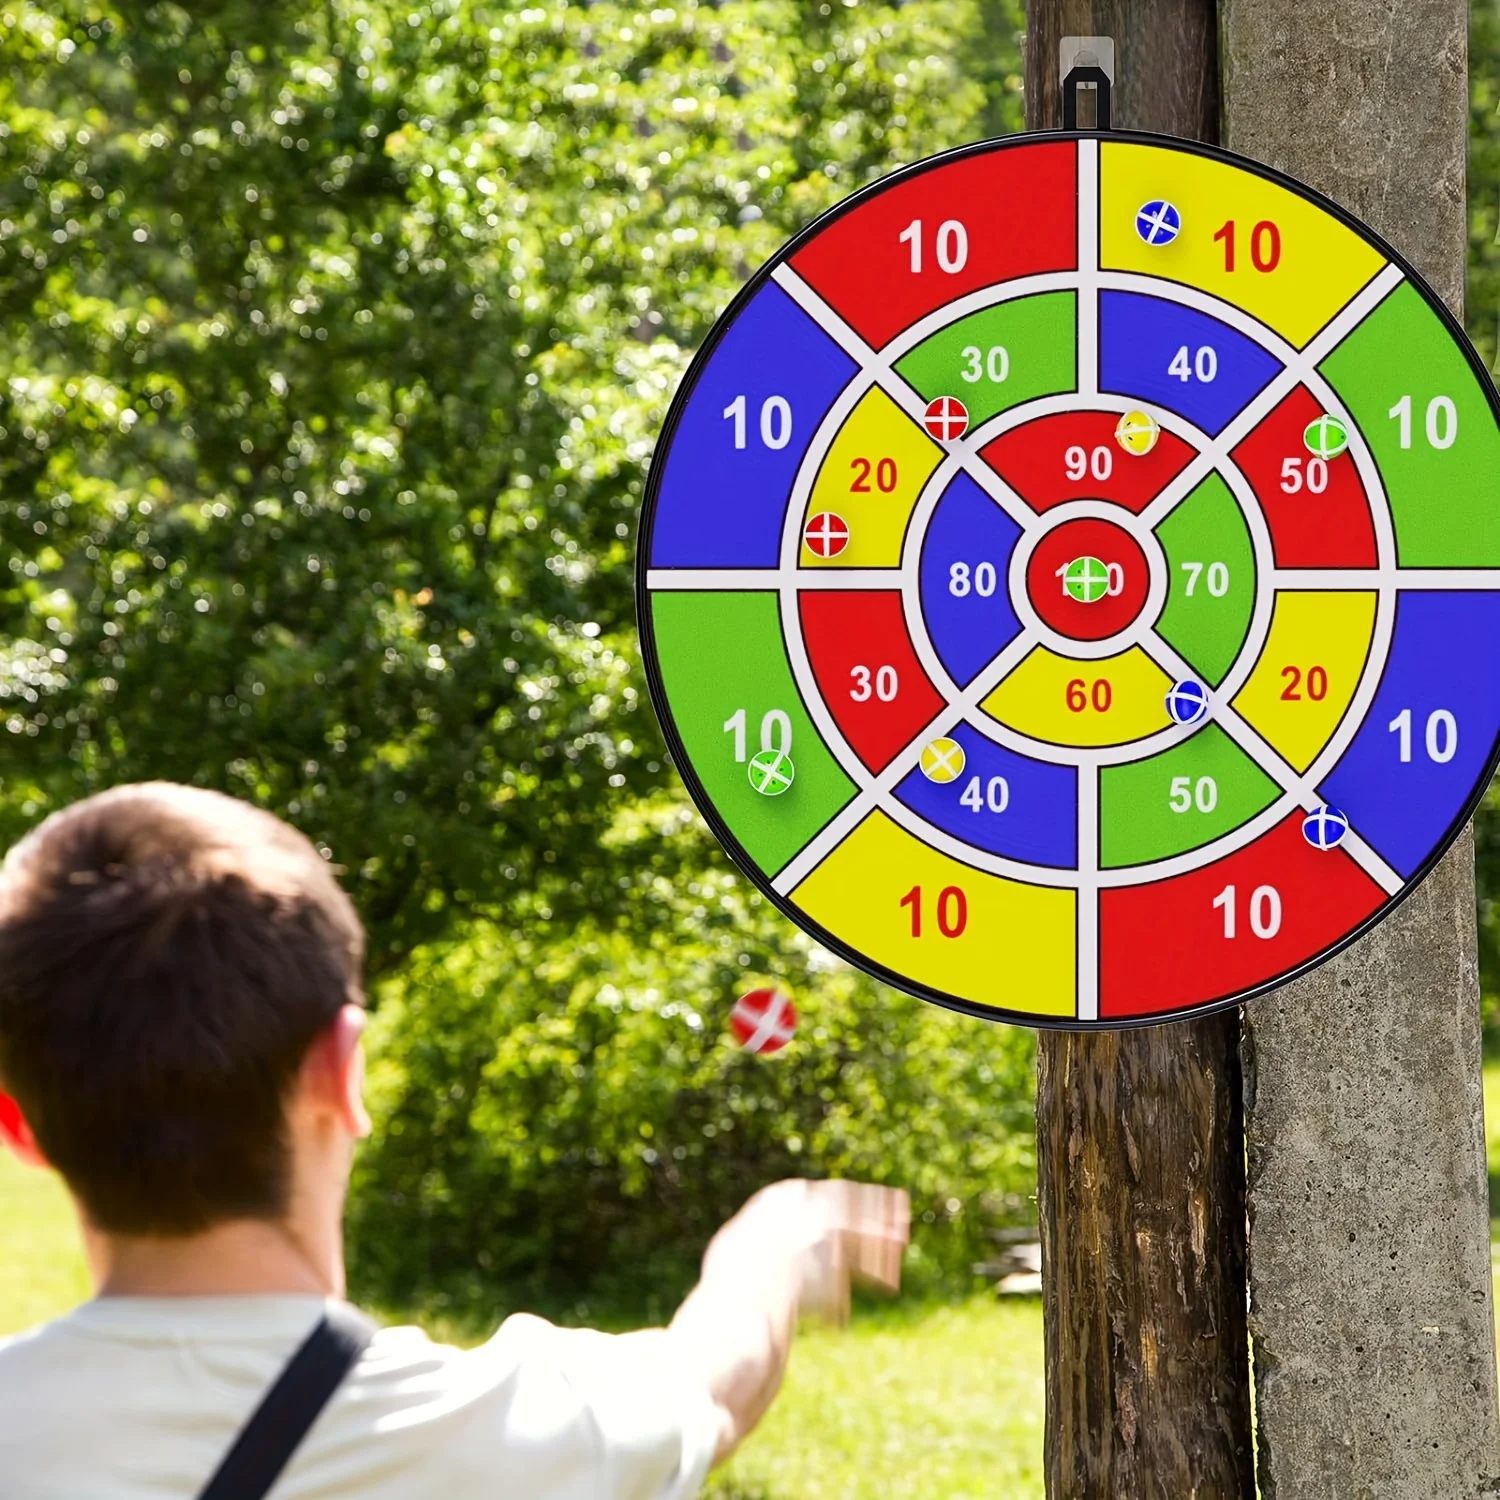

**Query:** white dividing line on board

left=958, top=695, right=1196, bottom=770
left=898, top=454, right=969, bottom=703
left=960, top=386, right=1212, bottom=463
left=1102, top=791, right=1302, bottom=887
left=1076, top=138, right=1100, bottom=399
left=879, top=271, right=1079, bottom=364
left=1076, top=764, right=1100, bottom=1021
left=646, top=568, right=782, bottom=591
left=770, top=629, right=1040, bottom=896
left=1305, top=263, right=1409, bottom=362
left=772, top=261, right=886, bottom=369
left=1299, top=373, right=1400, bottom=587
left=1132, top=263, right=1408, bottom=536
left=1204, top=422, right=1402, bottom=841
left=770, top=263, right=1040, bottom=534
left=645, top=567, right=904, bottom=592
left=1134, top=382, right=1294, bottom=533
left=753, top=240, right=1419, bottom=911
left=1209, top=458, right=1285, bottom=710
left=1270, top=568, right=1500, bottom=591
left=1101, top=260, right=1403, bottom=376
left=1138, top=630, right=1405, bottom=896
left=774, top=364, right=882, bottom=573
left=1003, top=497, right=1173, bottom=662
left=1391, top=569, right=1500, bottom=589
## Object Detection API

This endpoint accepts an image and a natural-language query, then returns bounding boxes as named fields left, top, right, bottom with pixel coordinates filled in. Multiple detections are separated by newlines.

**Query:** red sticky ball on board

left=729, top=987, right=796, bottom=1055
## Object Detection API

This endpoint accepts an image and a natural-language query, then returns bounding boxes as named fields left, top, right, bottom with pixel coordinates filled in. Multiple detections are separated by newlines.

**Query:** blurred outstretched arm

left=664, top=1179, right=910, bottom=1466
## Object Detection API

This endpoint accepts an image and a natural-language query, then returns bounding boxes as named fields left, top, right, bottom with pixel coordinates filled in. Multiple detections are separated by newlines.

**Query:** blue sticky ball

left=1164, top=679, right=1208, bottom=726
left=1136, top=200, right=1181, bottom=246
left=1302, top=804, right=1350, bottom=851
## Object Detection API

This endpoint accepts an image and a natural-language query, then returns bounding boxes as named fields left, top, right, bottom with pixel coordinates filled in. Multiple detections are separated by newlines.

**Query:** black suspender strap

left=195, top=1303, right=377, bottom=1500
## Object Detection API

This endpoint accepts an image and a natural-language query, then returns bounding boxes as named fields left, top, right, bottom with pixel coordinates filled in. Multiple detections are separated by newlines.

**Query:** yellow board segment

left=1231, top=592, right=1376, bottom=773
left=803, top=387, right=942, bottom=568
left=981, top=645, right=1173, bottom=747
left=791, top=810, right=1076, bottom=1016
left=1099, top=143, right=1387, bottom=348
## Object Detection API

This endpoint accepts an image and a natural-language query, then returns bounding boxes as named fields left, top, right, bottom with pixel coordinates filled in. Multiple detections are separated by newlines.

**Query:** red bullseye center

left=1025, top=517, right=1149, bottom=641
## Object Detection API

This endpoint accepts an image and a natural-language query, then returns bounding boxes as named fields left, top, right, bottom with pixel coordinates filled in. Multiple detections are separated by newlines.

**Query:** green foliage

left=0, top=0, right=1031, bottom=1306
left=348, top=810, right=1037, bottom=1321
left=0, top=0, right=1019, bottom=966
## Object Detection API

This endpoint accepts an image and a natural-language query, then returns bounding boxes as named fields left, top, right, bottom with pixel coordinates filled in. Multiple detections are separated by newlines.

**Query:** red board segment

left=1231, top=386, right=1377, bottom=567
left=790, top=143, right=1078, bottom=351
left=982, top=410, right=1196, bottom=514
left=1098, top=814, right=1384, bottom=1018
left=799, top=591, right=945, bottom=773
left=1025, top=517, right=1150, bottom=641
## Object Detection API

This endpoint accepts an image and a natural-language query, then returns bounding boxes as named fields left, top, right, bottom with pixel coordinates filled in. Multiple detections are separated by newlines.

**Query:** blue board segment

left=1099, top=291, right=1281, bottom=436
left=918, top=472, right=1023, bottom=687
left=1320, top=593, right=1500, bottom=878
left=894, top=721, right=1077, bottom=868
left=649, top=284, right=856, bottom=567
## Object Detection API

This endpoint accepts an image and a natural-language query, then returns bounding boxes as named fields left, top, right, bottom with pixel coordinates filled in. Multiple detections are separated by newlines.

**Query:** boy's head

left=0, top=783, right=365, bottom=1238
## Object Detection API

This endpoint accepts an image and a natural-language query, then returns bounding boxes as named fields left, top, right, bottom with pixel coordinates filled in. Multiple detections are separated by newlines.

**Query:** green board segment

left=1099, top=723, right=1281, bottom=868
left=1319, top=281, right=1500, bottom=564
left=895, top=292, right=1077, bottom=426
left=1153, top=473, right=1256, bottom=686
left=650, top=592, right=855, bottom=875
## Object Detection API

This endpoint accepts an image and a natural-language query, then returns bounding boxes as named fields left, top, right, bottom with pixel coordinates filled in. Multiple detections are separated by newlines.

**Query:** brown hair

left=0, top=783, right=364, bottom=1236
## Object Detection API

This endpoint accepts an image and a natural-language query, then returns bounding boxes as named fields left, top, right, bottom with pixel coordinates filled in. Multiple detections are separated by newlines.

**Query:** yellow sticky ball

left=919, top=737, right=966, bottom=785
left=1115, top=410, right=1160, bottom=457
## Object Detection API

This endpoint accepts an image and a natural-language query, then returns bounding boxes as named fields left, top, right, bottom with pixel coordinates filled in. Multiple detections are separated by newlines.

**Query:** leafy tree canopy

left=0, top=2, right=1042, bottom=1306
left=0, top=0, right=1019, bottom=972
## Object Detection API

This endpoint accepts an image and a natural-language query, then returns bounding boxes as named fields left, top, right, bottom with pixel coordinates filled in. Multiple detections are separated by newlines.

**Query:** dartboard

left=637, top=131, right=1500, bottom=1028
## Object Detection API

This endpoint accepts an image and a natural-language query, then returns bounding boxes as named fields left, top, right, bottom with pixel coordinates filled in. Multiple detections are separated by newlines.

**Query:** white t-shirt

left=0, top=1295, right=721, bottom=1499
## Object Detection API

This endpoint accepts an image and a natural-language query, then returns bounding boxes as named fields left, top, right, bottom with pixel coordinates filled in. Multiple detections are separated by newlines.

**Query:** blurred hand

left=700, top=1179, right=910, bottom=1325
left=671, top=1178, right=911, bottom=1464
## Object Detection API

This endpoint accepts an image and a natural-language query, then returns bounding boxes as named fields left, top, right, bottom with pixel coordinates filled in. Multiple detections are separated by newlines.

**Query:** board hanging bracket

left=1061, top=36, right=1115, bottom=131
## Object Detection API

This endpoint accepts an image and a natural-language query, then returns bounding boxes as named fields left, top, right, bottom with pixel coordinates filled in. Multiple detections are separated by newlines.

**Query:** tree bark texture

left=1223, top=4, right=1500, bottom=1494
left=1027, top=6, right=1255, bottom=1498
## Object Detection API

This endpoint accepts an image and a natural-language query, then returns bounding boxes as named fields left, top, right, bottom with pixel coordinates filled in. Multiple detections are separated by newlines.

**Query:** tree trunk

left=1222, top=3, right=1500, bottom=1493
left=1027, top=5, right=1256, bottom=1498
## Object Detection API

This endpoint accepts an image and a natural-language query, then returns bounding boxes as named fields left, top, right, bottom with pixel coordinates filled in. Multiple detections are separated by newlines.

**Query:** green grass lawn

left=705, top=1297, right=1044, bottom=1500
left=0, top=1148, right=89, bottom=1336
left=10, top=1060, right=1500, bottom=1499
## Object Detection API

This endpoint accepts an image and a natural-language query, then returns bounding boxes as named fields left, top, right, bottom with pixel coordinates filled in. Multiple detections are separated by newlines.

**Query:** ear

left=298, top=1005, right=373, bottom=1140
left=0, top=1092, right=50, bottom=1169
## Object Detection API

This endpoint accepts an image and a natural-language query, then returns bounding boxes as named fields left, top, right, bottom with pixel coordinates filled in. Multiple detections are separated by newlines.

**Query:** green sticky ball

left=1303, top=414, right=1350, bottom=460
left=747, top=748, right=795, bottom=796
left=1062, top=555, right=1111, bottom=604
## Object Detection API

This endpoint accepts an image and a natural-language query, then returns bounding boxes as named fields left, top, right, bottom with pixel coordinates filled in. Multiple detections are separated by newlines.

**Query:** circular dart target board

left=637, top=131, right=1500, bottom=1028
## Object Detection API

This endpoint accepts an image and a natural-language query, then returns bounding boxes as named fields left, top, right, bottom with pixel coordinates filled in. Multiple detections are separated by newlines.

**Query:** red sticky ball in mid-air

left=729, top=987, right=797, bottom=1055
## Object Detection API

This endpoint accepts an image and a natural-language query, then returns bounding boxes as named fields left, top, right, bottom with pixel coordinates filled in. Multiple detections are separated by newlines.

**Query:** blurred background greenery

left=0, top=0, right=1497, bottom=1339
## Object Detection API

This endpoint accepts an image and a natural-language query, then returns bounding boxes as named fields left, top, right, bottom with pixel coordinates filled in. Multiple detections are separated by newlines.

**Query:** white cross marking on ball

left=922, top=739, right=964, bottom=781
left=1138, top=203, right=1179, bottom=244
left=924, top=396, right=969, bottom=441
left=739, top=989, right=794, bottom=1052
left=1304, top=805, right=1348, bottom=849
left=804, top=513, right=849, bottom=557
left=749, top=752, right=794, bottom=794
left=1070, top=556, right=1111, bottom=601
